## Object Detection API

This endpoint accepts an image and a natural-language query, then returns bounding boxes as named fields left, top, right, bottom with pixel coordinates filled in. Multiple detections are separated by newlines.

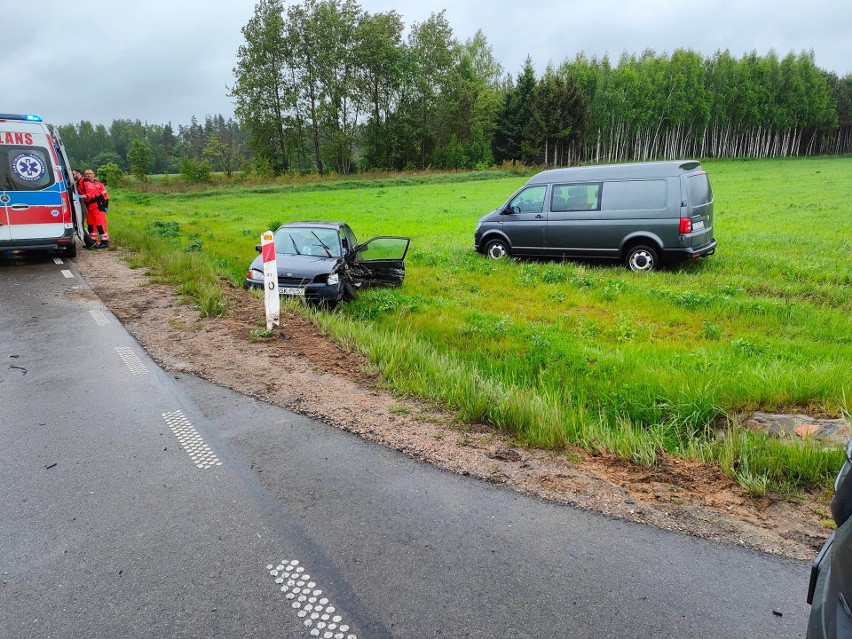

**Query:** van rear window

left=687, top=173, right=712, bottom=206
left=0, top=146, right=55, bottom=191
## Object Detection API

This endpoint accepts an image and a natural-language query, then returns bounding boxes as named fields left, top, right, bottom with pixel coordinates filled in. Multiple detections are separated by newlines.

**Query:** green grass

left=107, top=158, right=851, bottom=493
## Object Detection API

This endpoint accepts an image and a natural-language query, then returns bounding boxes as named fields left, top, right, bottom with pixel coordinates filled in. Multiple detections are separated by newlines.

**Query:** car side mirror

left=255, top=244, right=262, bottom=253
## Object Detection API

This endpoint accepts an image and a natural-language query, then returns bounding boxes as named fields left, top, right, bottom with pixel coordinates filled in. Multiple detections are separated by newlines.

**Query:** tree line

left=232, top=0, right=851, bottom=174
left=560, top=49, right=848, bottom=166
left=57, top=115, right=249, bottom=181
left=58, top=0, right=852, bottom=179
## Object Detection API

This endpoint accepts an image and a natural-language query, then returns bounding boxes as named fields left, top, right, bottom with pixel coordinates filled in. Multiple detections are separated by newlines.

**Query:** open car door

left=347, top=236, right=410, bottom=288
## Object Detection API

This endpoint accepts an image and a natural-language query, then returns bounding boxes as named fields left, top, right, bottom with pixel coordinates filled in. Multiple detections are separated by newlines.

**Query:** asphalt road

left=0, top=251, right=812, bottom=638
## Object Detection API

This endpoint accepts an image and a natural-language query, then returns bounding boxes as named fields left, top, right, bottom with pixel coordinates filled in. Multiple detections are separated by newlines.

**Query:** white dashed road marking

left=61, top=269, right=74, bottom=279
left=53, top=257, right=63, bottom=264
left=162, top=410, right=222, bottom=469
left=267, top=560, right=358, bottom=639
left=115, top=346, right=148, bottom=375
left=90, top=309, right=111, bottom=326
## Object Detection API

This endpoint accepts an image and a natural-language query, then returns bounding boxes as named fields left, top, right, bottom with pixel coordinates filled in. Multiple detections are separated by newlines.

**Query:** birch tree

left=231, top=0, right=292, bottom=172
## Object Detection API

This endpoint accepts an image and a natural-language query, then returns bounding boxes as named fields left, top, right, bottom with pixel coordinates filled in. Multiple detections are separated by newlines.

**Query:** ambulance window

left=0, top=146, right=56, bottom=191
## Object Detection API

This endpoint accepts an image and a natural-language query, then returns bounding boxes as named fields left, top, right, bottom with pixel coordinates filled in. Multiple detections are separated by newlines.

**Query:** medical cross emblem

left=12, top=153, right=45, bottom=182
left=19, top=159, right=39, bottom=175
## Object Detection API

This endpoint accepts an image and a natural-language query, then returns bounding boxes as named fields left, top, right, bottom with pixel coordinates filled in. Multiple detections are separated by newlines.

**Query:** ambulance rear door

left=0, top=123, right=64, bottom=242
left=49, top=124, right=85, bottom=240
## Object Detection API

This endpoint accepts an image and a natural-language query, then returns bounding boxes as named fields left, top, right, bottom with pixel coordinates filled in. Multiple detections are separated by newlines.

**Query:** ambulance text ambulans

left=0, top=113, right=86, bottom=257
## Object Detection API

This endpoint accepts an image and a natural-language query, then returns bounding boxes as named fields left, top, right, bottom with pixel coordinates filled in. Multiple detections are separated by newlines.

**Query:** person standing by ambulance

left=79, top=168, right=110, bottom=249
left=72, top=169, right=97, bottom=249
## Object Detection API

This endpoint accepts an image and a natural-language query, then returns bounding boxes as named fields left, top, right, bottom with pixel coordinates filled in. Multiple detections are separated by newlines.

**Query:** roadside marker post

left=261, top=231, right=280, bottom=330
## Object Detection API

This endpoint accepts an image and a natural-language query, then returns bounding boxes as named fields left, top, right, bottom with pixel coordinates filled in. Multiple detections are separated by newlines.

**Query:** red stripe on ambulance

left=6, top=205, right=64, bottom=225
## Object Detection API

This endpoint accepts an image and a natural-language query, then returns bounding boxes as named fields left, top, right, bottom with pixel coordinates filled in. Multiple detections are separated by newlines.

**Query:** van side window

left=508, top=185, right=547, bottom=214
left=601, top=179, right=667, bottom=210
left=551, top=183, right=601, bottom=212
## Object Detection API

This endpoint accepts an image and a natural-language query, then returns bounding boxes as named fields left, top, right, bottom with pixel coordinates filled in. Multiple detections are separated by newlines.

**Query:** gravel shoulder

left=72, top=246, right=833, bottom=560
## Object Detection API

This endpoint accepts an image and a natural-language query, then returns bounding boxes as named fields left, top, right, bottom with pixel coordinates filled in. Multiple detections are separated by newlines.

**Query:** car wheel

left=624, top=244, right=660, bottom=272
left=341, top=279, right=357, bottom=302
left=484, top=238, right=510, bottom=260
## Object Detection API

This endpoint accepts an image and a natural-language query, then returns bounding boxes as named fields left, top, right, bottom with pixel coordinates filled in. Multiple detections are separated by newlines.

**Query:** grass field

left=110, top=158, right=851, bottom=494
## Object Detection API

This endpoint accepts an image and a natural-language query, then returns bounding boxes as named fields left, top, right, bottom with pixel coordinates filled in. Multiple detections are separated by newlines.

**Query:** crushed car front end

left=243, top=260, right=344, bottom=305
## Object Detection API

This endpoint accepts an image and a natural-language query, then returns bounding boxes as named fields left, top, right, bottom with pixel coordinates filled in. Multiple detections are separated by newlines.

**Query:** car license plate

left=279, top=287, right=305, bottom=296
left=693, top=220, right=705, bottom=231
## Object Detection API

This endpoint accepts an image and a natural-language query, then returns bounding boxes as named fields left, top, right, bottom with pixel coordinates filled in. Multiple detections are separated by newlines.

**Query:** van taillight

left=679, top=217, right=692, bottom=234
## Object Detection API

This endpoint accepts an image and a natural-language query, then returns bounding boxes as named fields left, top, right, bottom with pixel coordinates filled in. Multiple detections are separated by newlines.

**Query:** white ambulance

left=0, top=113, right=87, bottom=258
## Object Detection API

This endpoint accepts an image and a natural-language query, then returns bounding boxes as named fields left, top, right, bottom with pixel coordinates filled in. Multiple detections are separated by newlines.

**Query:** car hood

left=477, top=208, right=501, bottom=224
left=248, top=253, right=343, bottom=279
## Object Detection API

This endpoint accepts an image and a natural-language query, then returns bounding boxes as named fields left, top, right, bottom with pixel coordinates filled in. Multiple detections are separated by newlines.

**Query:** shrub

left=180, top=158, right=212, bottom=183
left=96, top=162, right=123, bottom=187
left=250, top=156, right=275, bottom=179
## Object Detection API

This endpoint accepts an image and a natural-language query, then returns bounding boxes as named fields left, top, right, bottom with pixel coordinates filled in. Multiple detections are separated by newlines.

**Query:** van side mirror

left=255, top=244, right=262, bottom=253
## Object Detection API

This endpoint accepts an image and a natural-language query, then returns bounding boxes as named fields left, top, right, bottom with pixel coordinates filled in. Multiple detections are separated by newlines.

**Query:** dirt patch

left=72, top=246, right=832, bottom=560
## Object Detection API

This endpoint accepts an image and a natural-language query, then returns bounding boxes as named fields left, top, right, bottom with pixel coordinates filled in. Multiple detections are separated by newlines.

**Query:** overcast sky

left=3, top=0, right=849, bottom=127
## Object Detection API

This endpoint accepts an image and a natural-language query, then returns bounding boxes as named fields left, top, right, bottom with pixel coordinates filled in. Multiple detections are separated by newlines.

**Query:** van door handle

left=10, top=204, right=29, bottom=210
left=535, top=214, right=543, bottom=219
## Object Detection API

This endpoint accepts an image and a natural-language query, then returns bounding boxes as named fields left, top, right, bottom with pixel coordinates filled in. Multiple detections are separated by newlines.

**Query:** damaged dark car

left=243, top=221, right=410, bottom=309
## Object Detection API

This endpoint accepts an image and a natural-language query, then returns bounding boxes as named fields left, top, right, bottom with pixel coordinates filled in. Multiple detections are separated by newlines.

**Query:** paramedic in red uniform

left=80, top=168, right=109, bottom=248
left=73, top=169, right=96, bottom=249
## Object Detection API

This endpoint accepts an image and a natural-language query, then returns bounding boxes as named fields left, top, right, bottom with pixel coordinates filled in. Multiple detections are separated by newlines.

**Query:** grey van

left=474, top=160, right=716, bottom=271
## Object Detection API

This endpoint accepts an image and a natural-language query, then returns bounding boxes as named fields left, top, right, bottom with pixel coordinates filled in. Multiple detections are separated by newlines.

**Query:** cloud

left=3, top=0, right=848, bottom=127
left=2, top=0, right=251, bottom=124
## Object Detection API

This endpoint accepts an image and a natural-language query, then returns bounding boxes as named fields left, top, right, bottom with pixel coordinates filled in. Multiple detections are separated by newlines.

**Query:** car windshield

left=274, top=227, right=341, bottom=257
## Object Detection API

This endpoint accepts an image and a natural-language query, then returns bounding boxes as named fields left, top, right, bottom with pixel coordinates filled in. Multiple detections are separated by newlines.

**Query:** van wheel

left=625, top=244, right=659, bottom=272
left=63, top=242, right=77, bottom=258
left=484, top=238, right=510, bottom=259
